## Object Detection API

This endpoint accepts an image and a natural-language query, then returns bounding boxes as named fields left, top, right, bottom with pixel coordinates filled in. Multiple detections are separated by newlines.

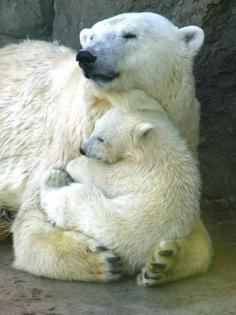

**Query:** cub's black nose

left=76, top=50, right=96, bottom=67
left=79, top=146, right=86, bottom=156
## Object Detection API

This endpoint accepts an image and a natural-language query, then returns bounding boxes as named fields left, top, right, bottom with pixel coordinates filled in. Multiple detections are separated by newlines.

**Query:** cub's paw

left=0, top=206, right=15, bottom=222
left=42, top=168, right=74, bottom=189
left=86, top=239, right=123, bottom=282
left=137, top=240, right=178, bottom=286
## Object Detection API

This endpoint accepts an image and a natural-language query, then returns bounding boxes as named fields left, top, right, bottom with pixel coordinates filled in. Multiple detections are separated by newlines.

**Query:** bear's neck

left=153, top=66, right=199, bottom=154
left=59, top=64, right=198, bottom=164
left=52, top=70, right=110, bottom=165
left=160, top=73, right=195, bottom=122
left=85, top=67, right=199, bottom=153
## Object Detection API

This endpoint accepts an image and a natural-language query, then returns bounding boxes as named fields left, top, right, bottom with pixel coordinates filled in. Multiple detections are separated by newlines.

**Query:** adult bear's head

left=76, top=12, right=204, bottom=100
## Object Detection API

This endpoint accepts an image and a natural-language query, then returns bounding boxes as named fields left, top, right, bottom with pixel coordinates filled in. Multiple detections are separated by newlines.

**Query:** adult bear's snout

left=76, top=50, right=96, bottom=70
left=79, top=146, right=86, bottom=156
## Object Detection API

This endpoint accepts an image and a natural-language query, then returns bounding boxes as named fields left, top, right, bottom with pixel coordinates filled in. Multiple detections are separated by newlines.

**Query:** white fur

left=41, top=99, right=212, bottom=282
left=80, top=12, right=203, bottom=153
left=0, top=12, right=208, bottom=281
left=179, top=26, right=205, bottom=56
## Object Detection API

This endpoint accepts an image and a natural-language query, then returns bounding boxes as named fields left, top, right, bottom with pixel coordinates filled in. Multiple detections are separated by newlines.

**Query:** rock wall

left=0, top=0, right=235, bottom=214
left=0, top=0, right=54, bottom=46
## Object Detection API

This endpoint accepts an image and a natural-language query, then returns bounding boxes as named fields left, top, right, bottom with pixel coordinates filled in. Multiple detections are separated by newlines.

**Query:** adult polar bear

left=0, top=12, right=205, bottom=282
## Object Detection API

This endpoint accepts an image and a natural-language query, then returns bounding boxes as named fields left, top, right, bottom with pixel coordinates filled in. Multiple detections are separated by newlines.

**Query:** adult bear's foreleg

left=12, top=189, right=122, bottom=282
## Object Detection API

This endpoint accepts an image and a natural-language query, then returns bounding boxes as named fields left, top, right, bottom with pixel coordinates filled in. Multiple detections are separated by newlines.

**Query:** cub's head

left=76, top=12, right=204, bottom=98
left=80, top=108, right=156, bottom=164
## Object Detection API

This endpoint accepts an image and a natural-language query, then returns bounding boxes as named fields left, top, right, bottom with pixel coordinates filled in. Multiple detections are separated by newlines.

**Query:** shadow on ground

left=0, top=213, right=235, bottom=315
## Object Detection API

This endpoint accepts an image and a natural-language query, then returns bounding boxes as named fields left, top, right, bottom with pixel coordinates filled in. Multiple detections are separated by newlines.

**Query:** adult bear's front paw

left=85, top=238, right=123, bottom=282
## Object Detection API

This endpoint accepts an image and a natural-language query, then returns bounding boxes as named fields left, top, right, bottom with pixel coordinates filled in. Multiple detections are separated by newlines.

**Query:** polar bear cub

left=41, top=103, right=212, bottom=286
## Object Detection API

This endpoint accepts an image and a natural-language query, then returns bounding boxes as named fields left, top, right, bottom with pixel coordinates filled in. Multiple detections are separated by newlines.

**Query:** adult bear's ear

left=179, top=26, right=204, bottom=56
left=80, top=28, right=91, bottom=48
left=133, top=123, right=154, bottom=144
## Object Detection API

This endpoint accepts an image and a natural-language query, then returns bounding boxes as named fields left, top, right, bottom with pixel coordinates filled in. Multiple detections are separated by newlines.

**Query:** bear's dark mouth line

left=84, top=72, right=119, bottom=82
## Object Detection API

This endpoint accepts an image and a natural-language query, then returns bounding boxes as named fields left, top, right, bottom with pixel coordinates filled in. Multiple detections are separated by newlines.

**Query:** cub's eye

left=97, top=137, right=104, bottom=142
left=123, top=33, right=137, bottom=39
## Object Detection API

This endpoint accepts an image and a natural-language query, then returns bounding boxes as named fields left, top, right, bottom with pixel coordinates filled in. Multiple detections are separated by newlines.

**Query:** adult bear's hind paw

left=137, top=240, right=178, bottom=286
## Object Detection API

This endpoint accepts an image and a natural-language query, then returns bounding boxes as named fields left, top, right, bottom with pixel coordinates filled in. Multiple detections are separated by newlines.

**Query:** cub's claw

left=95, top=245, right=109, bottom=252
left=137, top=240, right=178, bottom=286
left=151, top=262, right=166, bottom=271
left=159, top=250, right=175, bottom=257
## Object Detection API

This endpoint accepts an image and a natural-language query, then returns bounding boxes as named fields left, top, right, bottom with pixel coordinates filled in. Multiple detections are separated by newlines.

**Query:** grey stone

left=0, top=0, right=54, bottom=47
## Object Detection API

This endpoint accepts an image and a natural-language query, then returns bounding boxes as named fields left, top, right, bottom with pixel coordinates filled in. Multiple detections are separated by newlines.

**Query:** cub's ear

left=179, top=26, right=204, bottom=56
left=133, top=123, right=154, bottom=143
left=80, top=28, right=91, bottom=48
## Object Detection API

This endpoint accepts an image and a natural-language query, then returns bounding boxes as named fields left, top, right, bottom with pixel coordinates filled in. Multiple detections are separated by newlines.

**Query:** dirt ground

left=0, top=211, right=236, bottom=315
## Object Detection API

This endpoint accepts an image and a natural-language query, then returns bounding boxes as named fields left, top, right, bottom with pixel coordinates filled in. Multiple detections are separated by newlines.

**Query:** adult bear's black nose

left=76, top=50, right=96, bottom=68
